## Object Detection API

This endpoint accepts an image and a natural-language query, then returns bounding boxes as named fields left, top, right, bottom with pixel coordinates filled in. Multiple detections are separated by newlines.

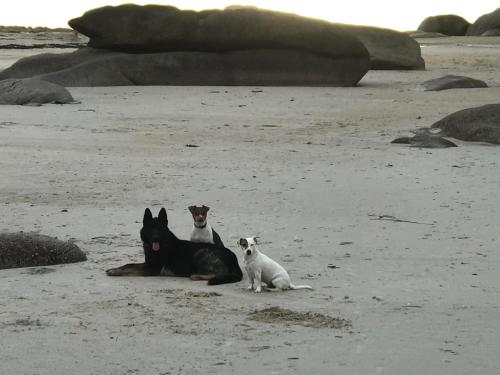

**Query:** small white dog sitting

left=239, top=237, right=313, bottom=292
left=188, top=205, right=224, bottom=247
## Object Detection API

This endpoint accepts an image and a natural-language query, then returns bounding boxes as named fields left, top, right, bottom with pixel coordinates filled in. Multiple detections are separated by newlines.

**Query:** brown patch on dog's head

left=239, top=238, right=248, bottom=249
left=188, top=205, right=210, bottom=223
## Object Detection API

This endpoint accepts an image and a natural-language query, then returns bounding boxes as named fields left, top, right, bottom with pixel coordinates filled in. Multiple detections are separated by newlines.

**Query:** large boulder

left=1, top=5, right=372, bottom=87
left=68, top=4, right=368, bottom=59
left=342, top=25, right=425, bottom=70
left=0, top=78, right=74, bottom=105
left=0, top=47, right=368, bottom=87
left=467, top=8, right=500, bottom=36
left=418, top=15, right=470, bottom=36
left=430, top=104, right=500, bottom=144
left=0, top=232, right=87, bottom=269
left=420, top=75, right=488, bottom=91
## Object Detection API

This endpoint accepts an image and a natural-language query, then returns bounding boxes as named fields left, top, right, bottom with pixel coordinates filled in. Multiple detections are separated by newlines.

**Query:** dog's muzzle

left=246, top=249, right=252, bottom=256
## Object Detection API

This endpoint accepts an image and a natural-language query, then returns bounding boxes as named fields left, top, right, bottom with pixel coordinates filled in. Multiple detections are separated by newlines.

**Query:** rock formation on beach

left=0, top=78, right=74, bottom=105
left=417, top=15, right=470, bottom=36
left=0, top=232, right=87, bottom=269
left=59, top=4, right=369, bottom=86
left=467, top=8, right=500, bottom=36
left=0, top=4, right=427, bottom=86
left=430, top=103, right=500, bottom=144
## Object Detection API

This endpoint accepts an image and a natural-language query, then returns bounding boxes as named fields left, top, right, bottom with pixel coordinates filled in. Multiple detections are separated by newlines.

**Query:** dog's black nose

left=246, top=250, right=251, bottom=256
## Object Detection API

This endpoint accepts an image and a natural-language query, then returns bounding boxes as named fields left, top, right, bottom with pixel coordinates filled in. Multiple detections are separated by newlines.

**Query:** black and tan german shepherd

left=106, top=208, right=243, bottom=285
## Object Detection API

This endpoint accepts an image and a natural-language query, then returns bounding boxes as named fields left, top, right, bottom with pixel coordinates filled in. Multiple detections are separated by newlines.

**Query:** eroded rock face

left=467, top=8, right=500, bottom=36
left=418, top=15, right=470, bottom=36
left=0, top=232, right=86, bottom=269
left=430, top=103, right=500, bottom=144
left=0, top=78, right=74, bottom=105
left=420, top=75, right=488, bottom=91
left=0, top=47, right=369, bottom=87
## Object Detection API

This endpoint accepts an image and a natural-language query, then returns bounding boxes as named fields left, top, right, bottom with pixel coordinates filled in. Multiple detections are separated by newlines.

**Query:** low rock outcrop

left=0, top=47, right=369, bottom=87
left=430, top=103, right=500, bottom=144
left=420, top=75, right=488, bottom=91
left=0, top=78, right=74, bottom=105
left=0, top=232, right=86, bottom=269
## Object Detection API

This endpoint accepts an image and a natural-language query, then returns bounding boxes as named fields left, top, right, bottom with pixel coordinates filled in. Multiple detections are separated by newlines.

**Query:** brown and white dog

left=239, top=237, right=313, bottom=292
left=188, top=205, right=224, bottom=247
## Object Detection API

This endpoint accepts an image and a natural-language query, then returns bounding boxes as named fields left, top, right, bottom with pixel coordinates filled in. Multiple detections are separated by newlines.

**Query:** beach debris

left=248, top=306, right=351, bottom=329
left=368, top=214, right=434, bottom=226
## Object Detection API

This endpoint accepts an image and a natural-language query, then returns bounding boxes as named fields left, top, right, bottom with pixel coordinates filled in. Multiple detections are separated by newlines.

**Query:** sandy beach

left=1, top=37, right=499, bottom=374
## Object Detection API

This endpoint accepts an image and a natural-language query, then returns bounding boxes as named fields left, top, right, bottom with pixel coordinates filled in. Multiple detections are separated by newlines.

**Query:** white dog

left=239, top=237, right=313, bottom=292
left=188, top=205, right=224, bottom=247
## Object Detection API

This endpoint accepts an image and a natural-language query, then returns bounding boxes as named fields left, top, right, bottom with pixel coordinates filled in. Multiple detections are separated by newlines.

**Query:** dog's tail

left=289, top=284, right=313, bottom=290
left=207, top=270, right=243, bottom=285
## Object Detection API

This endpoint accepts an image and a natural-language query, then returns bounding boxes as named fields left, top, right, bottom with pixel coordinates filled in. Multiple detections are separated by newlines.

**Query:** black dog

left=106, top=208, right=243, bottom=285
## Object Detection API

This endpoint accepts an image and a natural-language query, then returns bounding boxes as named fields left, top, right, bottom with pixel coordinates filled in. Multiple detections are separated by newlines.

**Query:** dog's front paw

left=254, top=286, right=262, bottom=293
left=106, top=268, right=123, bottom=276
left=247, top=284, right=254, bottom=290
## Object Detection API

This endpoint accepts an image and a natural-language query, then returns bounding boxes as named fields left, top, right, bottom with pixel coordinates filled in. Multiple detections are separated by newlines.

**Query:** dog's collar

left=194, top=222, right=207, bottom=229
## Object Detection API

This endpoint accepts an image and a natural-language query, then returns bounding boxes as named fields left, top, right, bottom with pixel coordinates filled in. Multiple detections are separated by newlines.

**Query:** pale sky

left=1, top=1, right=499, bottom=31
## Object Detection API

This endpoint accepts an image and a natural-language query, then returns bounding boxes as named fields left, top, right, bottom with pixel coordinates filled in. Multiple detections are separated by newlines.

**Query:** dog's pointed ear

left=253, top=236, right=259, bottom=244
left=188, top=206, right=196, bottom=214
left=158, top=207, right=168, bottom=226
left=202, top=205, right=210, bottom=212
left=143, top=208, right=153, bottom=224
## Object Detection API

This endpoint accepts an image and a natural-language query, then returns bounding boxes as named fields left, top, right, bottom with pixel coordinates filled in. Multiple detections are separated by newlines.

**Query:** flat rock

left=420, top=75, right=488, bottom=91
left=417, top=15, right=470, bottom=36
left=467, top=8, right=500, bottom=36
left=0, top=78, right=74, bottom=105
left=0, top=47, right=369, bottom=87
left=0, top=232, right=87, bottom=269
left=391, top=134, right=457, bottom=148
left=408, top=31, right=447, bottom=38
left=430, top=103, right=500, bottom=144
left=341, top=25, right=425, bottom=70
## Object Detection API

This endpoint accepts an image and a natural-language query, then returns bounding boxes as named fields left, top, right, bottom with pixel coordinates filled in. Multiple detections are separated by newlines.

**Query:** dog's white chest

left=190, top=224, right=214, bottom=244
